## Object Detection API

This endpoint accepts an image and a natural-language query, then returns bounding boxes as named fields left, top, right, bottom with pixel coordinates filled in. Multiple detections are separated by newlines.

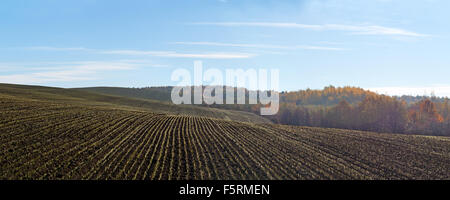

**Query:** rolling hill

left=0, top=84, right=270, bottom=124
left=0, top=83, right=449, bottom=180
left=76, top=86, right=174, bottom=103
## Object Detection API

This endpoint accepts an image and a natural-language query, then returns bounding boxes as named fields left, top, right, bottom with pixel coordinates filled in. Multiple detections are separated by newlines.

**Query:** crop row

left=1, top=97, right=449, bottom=179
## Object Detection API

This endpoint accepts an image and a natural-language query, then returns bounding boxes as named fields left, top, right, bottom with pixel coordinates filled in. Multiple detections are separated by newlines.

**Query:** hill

left=79, top=85, right=450, bottom=106
left=78, top=85, right=450, bottom=136
left=0, top=83, right=449, bottom=180
left=76, top=86, right=173, bottom=102
left=0, top=84, right=270, bottom=124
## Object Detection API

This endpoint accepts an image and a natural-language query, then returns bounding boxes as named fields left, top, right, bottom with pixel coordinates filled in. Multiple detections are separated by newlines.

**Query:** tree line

left=83, top=85, right=450, bottom=136
left=267, top=88, right=450, bottom=136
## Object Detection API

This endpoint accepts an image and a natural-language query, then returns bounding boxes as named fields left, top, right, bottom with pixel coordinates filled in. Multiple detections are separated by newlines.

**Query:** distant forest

left=270, top=86, right=450, bottom=136
left=79, top=86, right=450, bottom=136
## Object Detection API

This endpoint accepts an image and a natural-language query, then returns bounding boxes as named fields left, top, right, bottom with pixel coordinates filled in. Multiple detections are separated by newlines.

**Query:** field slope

left=0, top=84, right=270, bottom=124
left=0, top=83, right=449, bottom=180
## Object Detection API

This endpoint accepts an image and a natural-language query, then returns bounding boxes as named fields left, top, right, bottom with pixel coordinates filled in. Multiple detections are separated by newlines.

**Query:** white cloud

left=190, top=22, right=428, bottom=37
left=101, top=50, right=255, bottom=59
left=0, top=70, right=95, bottom=84
left=24, top=46, right=255, bottom=59
left=0, top=60, right=160, bottom=85
left=24, top=46, right=91, bottom=51
left=172, top=42, right=346, bottom=51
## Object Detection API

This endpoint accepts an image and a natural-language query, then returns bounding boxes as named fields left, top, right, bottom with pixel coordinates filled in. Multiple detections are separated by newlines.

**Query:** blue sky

left=1, top=0, right=450, bottom=96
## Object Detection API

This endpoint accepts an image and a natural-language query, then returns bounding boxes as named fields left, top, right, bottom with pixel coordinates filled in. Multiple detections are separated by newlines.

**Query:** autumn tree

left=408, top=99, right=444, bottom=135
left=291, top=107, right=310, bottom=126
left=325, top=100, right=353, bottom=129
left=262, top=86, right=448, bottom=136
left=357, top=95, right=407, bottom=133
left=441, top=100, right=450, bottom=135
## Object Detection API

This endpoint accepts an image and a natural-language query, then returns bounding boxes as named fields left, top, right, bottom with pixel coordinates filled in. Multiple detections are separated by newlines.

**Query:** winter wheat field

left=1, top=0, right=450, bottom=181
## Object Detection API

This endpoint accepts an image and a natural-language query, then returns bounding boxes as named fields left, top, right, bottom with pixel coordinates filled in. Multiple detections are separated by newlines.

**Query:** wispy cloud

left=0, top=71, right=94, bottom=84
left=0, top=60, right=159, bottom=85
left=25, top=46, right=255, bottom=59
left=190, top=22, right=428, bottom=37
left=101, top=50, right=255, bottom=59
left=24, top=46, right=91, bottom=51
left=172, top=41, right=346, bottom=51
